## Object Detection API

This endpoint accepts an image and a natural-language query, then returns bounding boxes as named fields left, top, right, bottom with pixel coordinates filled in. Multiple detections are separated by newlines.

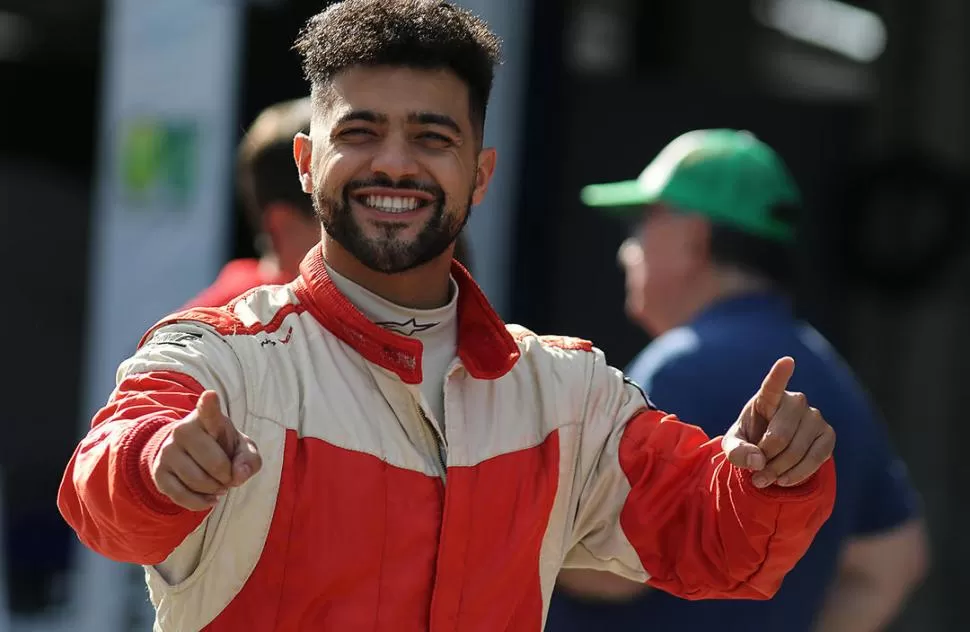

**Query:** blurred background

left=0, top=0, right=967, bottom=630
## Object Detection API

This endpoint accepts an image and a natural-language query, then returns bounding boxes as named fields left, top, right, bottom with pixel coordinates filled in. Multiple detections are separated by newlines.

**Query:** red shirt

left=182, top=258, right=289, bottom=309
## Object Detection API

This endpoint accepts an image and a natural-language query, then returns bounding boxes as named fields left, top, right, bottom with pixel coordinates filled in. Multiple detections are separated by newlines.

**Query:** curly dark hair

left=293, top=0, right=502, bottom=137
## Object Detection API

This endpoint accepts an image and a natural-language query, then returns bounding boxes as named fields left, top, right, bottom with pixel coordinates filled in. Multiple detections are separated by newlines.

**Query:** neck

left=711, top=267, right=775, bottom=300
left=689, top=267, right=774, bottom=318
left=321, top=235, right=454, bottom=309
left=652, top=267, right=774, bottom=335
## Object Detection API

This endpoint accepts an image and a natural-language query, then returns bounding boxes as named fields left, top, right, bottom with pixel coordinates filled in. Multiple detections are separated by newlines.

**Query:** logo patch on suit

left=147, top=331, right=203, bottom=348
left=376, top=318, right=439, bottom=336
left=260, top=327, right=293, bottom=347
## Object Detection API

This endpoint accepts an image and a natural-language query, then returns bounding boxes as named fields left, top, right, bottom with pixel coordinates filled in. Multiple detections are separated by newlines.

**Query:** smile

left=361, top=195, right=425, bottom=213
left=352, top=187, right=437, bottom=216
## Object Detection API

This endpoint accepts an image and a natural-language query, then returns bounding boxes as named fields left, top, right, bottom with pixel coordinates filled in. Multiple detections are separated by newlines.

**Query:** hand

left=722, top=357, right=835, bottom=489
left=151, top=390, right=262, bottom=511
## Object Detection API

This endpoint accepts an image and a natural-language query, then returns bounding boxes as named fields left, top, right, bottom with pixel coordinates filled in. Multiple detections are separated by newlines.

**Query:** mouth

left=351, top=187, right=436, bottom=215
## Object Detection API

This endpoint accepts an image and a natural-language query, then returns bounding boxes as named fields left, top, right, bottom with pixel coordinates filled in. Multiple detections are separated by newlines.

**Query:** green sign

left=119, top=117, right=199, bottom=208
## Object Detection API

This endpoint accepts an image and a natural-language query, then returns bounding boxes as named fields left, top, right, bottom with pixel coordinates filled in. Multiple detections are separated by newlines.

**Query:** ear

left=471, top=147, right=497, bottom=206
left=293, top=133, right=313, bottom=194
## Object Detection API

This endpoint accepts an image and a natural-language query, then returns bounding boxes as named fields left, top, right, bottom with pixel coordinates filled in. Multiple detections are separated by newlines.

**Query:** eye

left=417, top=131, right=454, bottom=147
left=339, top=128, right=376, bottom=140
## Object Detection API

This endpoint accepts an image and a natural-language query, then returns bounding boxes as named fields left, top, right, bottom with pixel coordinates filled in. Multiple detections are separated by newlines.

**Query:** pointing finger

left=754, top=357, right=795, bottom=419
left=196, top=391, right=226, bottom=436
left=194, top=390, right=238, bottom=457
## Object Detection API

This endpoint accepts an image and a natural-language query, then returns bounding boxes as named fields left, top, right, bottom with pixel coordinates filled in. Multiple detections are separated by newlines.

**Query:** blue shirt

left=546, top=293, right=919, bottom=632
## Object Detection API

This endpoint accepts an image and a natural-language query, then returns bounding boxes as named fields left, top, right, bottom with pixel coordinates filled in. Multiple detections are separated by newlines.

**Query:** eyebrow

left=334, top=110, right=387, bottom=126
left=333, top=109, right=463, bottom=136
left=408, top=112, right=462, bottom=136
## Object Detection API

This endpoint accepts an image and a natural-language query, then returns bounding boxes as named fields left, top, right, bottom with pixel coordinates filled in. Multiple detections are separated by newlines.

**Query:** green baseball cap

left=581, top=129, right=802, bottom=243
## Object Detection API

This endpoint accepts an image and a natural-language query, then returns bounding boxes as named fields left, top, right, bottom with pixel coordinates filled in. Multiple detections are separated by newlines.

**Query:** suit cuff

left=121, top=417, right=186, bottom=516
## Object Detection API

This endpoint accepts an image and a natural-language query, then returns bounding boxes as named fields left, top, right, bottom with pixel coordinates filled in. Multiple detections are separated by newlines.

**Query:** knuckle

left=789, top=391, right=808, bottom=409
left=819, top=427, right=837, bottom=452
left=154, top=476, right=172, bottom=496
left=156, top=440, right=180, bottom=464
left=771, top=424, right=796, bottom=446
left=171, top=419, right=193, bottom=439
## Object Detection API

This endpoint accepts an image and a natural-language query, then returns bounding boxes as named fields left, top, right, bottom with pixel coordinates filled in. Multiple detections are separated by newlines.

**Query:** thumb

left=722, top=425, right=767, bottom=471
left=230, top=436, right=262, bottom=487
left=195, top=390, right=237, bottom=455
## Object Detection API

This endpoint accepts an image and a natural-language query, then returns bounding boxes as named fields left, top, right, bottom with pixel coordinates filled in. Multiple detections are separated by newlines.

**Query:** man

left=549, top=129, right=927, bottom=632
left=57, top=5, right=836, bottom=631
left=183, top=95, right=474, bottom=309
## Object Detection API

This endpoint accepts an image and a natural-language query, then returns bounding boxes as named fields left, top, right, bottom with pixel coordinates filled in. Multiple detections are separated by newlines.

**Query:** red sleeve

left=57, top=371, right=212, bottom=565
left=618, top=409, right=836, bottom=600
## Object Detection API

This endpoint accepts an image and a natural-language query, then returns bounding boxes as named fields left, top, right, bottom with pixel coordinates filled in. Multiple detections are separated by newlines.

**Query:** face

left=294, top=65, right=496, bottom=274
left=618, top=205, right=706, bottom=335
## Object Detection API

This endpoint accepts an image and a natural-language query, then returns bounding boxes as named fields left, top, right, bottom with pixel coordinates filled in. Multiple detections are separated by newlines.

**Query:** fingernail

left=746, top=454, right=765, bottom=471
left=236, top=464, right=251, bottom=479
left=777, top=476, right=790, bottom=487
left=752, top=474, right=770, bottom=489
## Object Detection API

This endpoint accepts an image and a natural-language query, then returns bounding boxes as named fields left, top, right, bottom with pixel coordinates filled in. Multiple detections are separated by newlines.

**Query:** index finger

left=754, top=356, right=795, bottom=419
left=196, top=391, right=224, bottom=435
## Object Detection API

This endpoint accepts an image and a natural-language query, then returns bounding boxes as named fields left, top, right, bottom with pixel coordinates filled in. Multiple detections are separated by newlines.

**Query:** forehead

left=317, top=65, right=472, bottom=128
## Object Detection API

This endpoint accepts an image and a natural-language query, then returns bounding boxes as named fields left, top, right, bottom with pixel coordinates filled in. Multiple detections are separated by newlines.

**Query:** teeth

left=364, top=195, right=422, bottom=213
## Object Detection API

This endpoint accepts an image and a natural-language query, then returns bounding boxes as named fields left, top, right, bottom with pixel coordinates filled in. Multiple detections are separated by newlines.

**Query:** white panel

left=456, top=0, right=534, bottom=317
left=68, top=1, right=243, bottom=630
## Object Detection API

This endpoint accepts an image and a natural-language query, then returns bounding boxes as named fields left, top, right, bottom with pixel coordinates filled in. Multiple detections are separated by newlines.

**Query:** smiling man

left=57, top=2, right=836, bottom=631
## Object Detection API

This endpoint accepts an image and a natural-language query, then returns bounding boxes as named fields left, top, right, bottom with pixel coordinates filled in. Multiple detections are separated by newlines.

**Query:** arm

left=57, top=322, right=245, bottom=565
left=565, top=350, right=836, bottom=601
left=814, top=520, right=929, bottom=632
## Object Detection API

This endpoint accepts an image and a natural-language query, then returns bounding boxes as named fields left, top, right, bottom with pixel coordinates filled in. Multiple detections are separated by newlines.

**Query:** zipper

left=413, top=397, right=447, bottom=483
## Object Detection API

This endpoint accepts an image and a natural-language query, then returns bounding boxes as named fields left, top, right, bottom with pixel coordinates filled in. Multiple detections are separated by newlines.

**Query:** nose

left=617, top=238, right=644, bottom=269
left=370, top=133, right=420, bottom=181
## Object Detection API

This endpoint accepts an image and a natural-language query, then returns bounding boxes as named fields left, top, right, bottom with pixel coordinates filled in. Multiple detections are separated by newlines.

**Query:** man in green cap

left=547, top=129, right=928, bottom=632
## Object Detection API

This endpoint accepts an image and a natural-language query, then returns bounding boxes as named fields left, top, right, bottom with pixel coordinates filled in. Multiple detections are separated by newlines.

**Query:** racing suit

left=58, top=245, right=836, bottom=632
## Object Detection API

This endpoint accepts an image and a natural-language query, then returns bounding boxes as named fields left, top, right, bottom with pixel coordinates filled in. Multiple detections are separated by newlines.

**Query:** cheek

left=315, top=148, right=360, bottom=190
left=640, top=243, right=683, bottom=293
left=430, top=153, right=475, bottom=193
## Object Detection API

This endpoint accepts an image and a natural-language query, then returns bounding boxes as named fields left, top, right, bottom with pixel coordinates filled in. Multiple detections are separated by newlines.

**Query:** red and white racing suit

left=58, top=245, right=835, bottom=632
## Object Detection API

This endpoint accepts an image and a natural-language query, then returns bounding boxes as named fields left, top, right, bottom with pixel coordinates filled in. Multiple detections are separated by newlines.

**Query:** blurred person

left=57, top=5, right=837, bottom=631
left=548, top=129, right=927, bottom=632
left=182, top=95, right=473, bottom=309
left=182, top=97, right=318, bottom=309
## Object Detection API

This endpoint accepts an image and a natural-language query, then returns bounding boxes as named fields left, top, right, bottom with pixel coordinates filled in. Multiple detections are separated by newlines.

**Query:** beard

left=313, top=175, right=472, bottom=274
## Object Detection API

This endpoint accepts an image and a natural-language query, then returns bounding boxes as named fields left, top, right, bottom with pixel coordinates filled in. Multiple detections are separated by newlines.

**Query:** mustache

left=345, top=176, right=444, bottom=199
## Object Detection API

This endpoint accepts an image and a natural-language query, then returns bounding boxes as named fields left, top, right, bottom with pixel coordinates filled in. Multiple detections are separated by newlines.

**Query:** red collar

left=293, top=245, right=520, bottom=384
